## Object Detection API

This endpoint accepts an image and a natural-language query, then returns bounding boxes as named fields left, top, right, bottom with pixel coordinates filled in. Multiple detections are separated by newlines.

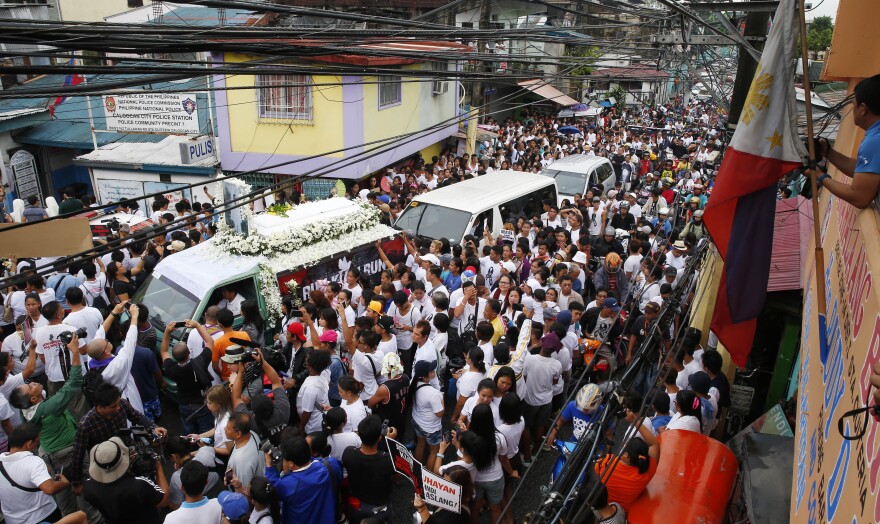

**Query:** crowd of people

left=0, top=96, right=736, bottom=524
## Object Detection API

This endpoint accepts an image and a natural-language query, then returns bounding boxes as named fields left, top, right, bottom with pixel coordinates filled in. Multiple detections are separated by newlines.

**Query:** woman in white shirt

left=451, top=347, right=487, bottom=422
left=410, top=360, right=445, bottom=467
left=188, top=385, right=234, bottom=464
left=661, top=390, right=703, bottom=434
left=337, top=376, right=369, bottom=433
left=467, top=403, right=518, bottom=524
left=247, top=477, right=280, bottom=524
left=497, top=392, right=526, bottom=503
left=321, top=407, right=362, bottom=462
left=457, top=378, right=501, bottom=430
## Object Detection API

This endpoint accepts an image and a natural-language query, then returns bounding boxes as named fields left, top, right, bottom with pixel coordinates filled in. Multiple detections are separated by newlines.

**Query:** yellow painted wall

left=224, top=54, right=344, bottom=157
left=419, top=142, right=443, bottom=163
left=58, top=0, right=129, bottom=22
left=362, top=63, right=457, bottom=146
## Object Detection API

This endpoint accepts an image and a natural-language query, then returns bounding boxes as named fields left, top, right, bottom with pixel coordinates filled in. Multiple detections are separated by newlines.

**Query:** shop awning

left=517, top=79, right=578, bottom=106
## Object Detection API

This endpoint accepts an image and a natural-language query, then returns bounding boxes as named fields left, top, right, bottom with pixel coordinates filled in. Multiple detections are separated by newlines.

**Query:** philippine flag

left=702, top=0, right=807, bottom=367
left=47, top=57, right=84, bottom=118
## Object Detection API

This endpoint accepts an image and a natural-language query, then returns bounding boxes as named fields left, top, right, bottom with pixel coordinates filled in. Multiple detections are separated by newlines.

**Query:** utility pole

left=469, top=0, right=492, bottom=120
left=727, top=7, right=770, bottom=130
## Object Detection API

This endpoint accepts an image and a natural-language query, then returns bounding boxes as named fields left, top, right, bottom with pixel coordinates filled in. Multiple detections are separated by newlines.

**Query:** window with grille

left=432, top=62, right=449, bottom=96
left=379, top=76, right=402, bottom=108
left=256, top=74, right=312, bottom=121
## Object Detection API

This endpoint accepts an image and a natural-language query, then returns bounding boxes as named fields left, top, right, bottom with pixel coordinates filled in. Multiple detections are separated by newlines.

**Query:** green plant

left=564, top=45, right=601, bottom=77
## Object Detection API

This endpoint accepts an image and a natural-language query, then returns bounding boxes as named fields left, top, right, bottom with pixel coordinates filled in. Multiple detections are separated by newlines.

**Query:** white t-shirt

left=498, top=418, right=525, bottom=458
left=347, top=284, right=363, bottom=305
left=297, top=375, right=329, bottom=433
left=1, top=332, right=45, bottom=376
left=0, top=451, right=57, bottom=524
left=624, top=254, right=643, bottom=279
left=377, top=336, right=397, bottom=358
left=351, top=350, right=382, bottom=400
left=456, top=297, right=486, bottom=336
left=474, top=432, right=508, bottom=483
left=328, top=432, right=362, bottom=462
left=0, top=396, right=14, bottom=446
left=477, top=341, right=495, bottom=368
left=218, top=294, right=245, bottom=316
left=456, top=371, right=485, bottom=399
left=666, top=413, right=701, bottom=433
left=79, top=276, right=109, bottom=307
left=412, top=383, right=444, bottom=433
left=213, top=412, right=231, bottom=454
left=7, top=290, right=27, bottom=320
left=460, top=396, right=502, bottom=427
left=479, top=257, right=502, bottom=289
left=387, top=304, right=421, bottom=351
left=64, top=307, right=104, bottom=344
left=33, top=323, right=83, bottom=382
left=341, top=399, right=369, bottom=433
left=522, top=353, right=561, bottom=406
left=163, top=497, right=223, bottom=524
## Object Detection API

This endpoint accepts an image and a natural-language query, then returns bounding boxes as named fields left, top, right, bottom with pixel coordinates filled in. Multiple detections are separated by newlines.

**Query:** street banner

left=385, top=438, right=463, bottom=513
left=793, top=185, right=880, bottom=522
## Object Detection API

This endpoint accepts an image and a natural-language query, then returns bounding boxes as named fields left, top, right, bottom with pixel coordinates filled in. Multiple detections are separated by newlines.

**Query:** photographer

left=161, top=320, right=215, bottom=435
left=69, top=382, right=166, bottom=492
left=83, top=437, right=170, bottom=524
left=84, top=302, right=147, bottom=414
left=31, top=300, right=83, bottom=396
left=231, top=346, right=290, bottom=446
left=9, top=333, right=83, bottom=516
left=341, top=415, right=398, bottom=523
left=264, top=435, right=341, bottom=523
left=0, top=423, right=70, bottom=524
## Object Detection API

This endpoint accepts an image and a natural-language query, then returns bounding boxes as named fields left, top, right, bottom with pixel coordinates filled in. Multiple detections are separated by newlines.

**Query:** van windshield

left=394, top=203, right=472, bottom=244
left=131, top=273, right=200, bottom=331
left=542, top=169, right=587, bottom=195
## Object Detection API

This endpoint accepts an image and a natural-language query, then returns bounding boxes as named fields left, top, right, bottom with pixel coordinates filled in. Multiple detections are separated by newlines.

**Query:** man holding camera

left=230, top=346, right=290, bottom=446
left=83, top=436, right=170, bottom=524
left=161, top=320, right=215, bottom=435
left=69, top=383, right=166, bottom=496
left=31, top=301, right=84, bottom=396
left=9, top=333, right=83, bottom=516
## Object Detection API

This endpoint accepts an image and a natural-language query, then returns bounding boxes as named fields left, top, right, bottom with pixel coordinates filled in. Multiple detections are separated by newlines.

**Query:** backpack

left=81, top=365, right=107, bottom=407
left=82, top=284, right=110, bottom=318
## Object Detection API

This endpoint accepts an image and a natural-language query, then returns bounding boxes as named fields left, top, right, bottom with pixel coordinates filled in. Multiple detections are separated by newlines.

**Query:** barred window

left=256, top=74, right=312, bottom=120
left=379, top=76, right=402, bottom=108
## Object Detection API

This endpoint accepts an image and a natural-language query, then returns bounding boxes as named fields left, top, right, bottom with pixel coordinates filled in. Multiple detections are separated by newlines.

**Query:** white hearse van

left=540, top=155, right=615, bottom=205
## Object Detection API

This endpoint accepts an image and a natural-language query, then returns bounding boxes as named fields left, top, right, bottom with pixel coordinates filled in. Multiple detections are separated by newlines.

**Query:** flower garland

left=212, top=200, right=384, bottom=257
left=259, top=264, right=284, bottom=321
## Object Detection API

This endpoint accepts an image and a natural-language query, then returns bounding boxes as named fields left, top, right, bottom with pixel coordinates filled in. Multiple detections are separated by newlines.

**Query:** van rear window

left=543, top=169, right=587, bottom=195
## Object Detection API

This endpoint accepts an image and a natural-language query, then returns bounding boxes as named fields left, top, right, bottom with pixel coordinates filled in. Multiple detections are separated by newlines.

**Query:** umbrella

left=558, top=125, right=582, bottom=135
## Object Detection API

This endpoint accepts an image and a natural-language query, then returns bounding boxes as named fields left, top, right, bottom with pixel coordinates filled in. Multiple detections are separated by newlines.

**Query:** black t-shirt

left=609, top=213, right=636, bottom=232
left=112, top=278, right=136, bottom=298
left=626, top=315, right=670, bottom=361
left=84, top=475, right=164, bottom=524
left=163, top=348, right=212, bottom=405
left=709, top=373, right=732, bottom=409
left=341, top=447, right=395, bottom=506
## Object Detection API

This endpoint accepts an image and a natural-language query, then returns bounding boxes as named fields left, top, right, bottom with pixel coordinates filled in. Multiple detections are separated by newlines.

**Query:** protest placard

left=385, top=438, right=462, bottom=513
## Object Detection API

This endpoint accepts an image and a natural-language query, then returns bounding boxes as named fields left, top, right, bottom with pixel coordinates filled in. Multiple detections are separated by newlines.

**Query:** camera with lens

left=120, top=426, right=162, bottom=479
left=260, top=439, right=282, bottom=469
left=101, top=217, right=121, bottom=233
left=59, top=328, right=88, bottom=345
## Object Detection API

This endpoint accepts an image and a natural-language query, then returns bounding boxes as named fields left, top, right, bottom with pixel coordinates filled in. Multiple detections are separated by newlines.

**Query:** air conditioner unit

left=432, top=80, right=449, bottom=95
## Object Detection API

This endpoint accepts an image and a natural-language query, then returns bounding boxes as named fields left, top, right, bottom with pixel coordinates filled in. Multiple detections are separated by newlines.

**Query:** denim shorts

left=413, top=424, right=443, bottom=446
left=475, top=476, right=505, bottom=505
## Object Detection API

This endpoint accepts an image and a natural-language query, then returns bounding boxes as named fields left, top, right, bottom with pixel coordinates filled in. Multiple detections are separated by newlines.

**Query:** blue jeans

left=180, top=403, right=215, bottom=435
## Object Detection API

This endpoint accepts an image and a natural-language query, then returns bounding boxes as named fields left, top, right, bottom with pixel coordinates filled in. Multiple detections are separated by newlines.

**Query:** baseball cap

left=525, top=278, right=541, bottom=290
left=421, top=254, right=441, bottom=266
left=541, top=332, right=563, bottom=352
left=604, top=226, right=616, bottom=236
left=641, top=225, right=652, bottom=234
left=644, top=301, right=661, bottom=314
left=602, top=297, right=621, bottom=312
left=556, top=310, right=572, bottom=327
left=502, top=260, right=517, bottom=273
left=368, top=301, right=384, bottom=315
left=167, top=240, right=186, bottom=253
left=462, top=270, right=477, bottom=284
left=694, top=210, right=704, bottom=217
left=377, top=315, right=395, bottom=332
left=319, top=330, right=338, bottom=344
left=592, top=196, right=601, bottom=203
left=664, top=266, right=678, bottom=276
left=658, top=208, right=669, bottom=215
left=218, top=491, right=250, bottom=520
left=607, top=190, right=618, bottom=199
left=378, top=194, right=391, bottom=204
left=688, top=371, right=711, bottom=395
left=286, top=322, right=306, bottom=341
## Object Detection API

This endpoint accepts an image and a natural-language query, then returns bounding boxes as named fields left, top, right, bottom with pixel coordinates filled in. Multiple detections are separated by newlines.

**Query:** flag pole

left=797, top=0, right=828, bottom=358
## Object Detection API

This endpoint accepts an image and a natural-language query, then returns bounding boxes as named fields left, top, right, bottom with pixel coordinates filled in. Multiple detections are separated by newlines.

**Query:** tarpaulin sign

left=385, top=438, right=462, bottom=513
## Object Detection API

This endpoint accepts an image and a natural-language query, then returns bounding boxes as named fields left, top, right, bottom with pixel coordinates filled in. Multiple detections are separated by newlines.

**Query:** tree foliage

left=565, top=45, right=601, bottom=77
left=806, top=16, right=833, bottom=52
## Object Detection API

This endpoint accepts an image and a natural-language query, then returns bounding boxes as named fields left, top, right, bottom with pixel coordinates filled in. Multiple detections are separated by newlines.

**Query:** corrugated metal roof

left=0, top=108, right=47, bottom=121
left=75, top=135, right=217, bottom=168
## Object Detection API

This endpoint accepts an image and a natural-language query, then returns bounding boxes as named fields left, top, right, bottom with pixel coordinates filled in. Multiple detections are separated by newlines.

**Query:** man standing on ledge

left=811, top=74, right=880, bottom=209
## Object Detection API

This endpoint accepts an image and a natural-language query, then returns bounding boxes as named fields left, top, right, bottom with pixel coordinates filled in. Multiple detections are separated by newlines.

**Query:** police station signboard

left=103, top=93, right=200, bottom=134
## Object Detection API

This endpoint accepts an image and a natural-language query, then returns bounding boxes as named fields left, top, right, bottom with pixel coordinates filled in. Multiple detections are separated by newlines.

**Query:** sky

left=807, top=0, right=840, bottom=20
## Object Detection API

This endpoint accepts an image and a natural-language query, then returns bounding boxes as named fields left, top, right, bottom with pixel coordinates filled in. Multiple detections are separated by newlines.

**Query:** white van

left=540, top=155, right=615, bottom=206
left=393, top=170, right=557, bottom=244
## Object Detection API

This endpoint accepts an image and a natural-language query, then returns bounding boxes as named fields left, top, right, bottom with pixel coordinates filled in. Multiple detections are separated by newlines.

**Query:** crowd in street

left=0, top=95, right=735, bottom=524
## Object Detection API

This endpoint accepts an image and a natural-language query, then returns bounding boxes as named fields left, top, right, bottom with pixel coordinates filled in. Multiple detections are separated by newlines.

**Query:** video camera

left=119, top=426, right=162, bottom=479
left=58, top=328, right=88, bottom=345
left=260, top=439, right=282, bottom=470
left=101, top=217, right=121, bottom=233
left=229, top=337, right=287, bottom=373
